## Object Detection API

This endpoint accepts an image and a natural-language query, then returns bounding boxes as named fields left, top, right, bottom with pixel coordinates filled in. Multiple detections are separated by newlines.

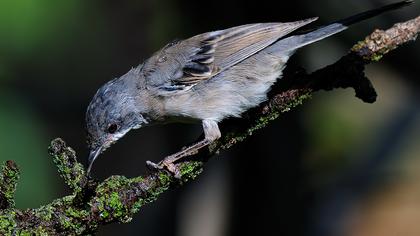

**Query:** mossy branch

left=0, top=16, right=418, bottom=235
left=0, top=161, right=20, bottom=210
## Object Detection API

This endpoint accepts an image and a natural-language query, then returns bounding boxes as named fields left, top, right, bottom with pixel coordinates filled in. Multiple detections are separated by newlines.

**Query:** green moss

left=92, top=176, right=132, bottom=222
left=100, top=210, right=109, bottom=219
left=351, top=39, right=395, bottom=63
left=59, top=215, right=84, bottom=233
left=32, top=195, right=90, bottom=233
left=35, top=205, right=54, bottom=222
left=0, top=161, right=20, bottom=208
left=129, top=176, right=144, bottom=183
left=125, top=172, right=173, bottom=212
left=50, top=205, right=89, bottom=234
left=158, top=172, right=171, bottom=185
left=50, top=142, right=85, bottom=193
left=64, top=207, right=90, bottom=233
left=108, top=192, right=124, bottom=218
left=34, top=196, right=74, bottom=222
left=18, top=228, right=49, bottom=236
left=179, top=162, right=203, bottom=181
left=19, top=231, right=31, bottom=236
left=250, top=111, right=280, bottom=135
left=282, top=93, right=311, bottom=112
left=143, top=185, right=169, bottom=204
left=3, top=166, right=19, bottom=181
left=130, top=198, right=145, bottom=215
left=351, top=40, right=366, bottom=52
left=0, top=210, right=16, bottom=235
left=59, top=215, right=72, bottom=228
left=370, top=53, right=384, bottom=62
left=94, top=191, right=126, bottom=222
left=65, top=207, right=89, bottom=219
left=108, top=177, right=125, bottom=189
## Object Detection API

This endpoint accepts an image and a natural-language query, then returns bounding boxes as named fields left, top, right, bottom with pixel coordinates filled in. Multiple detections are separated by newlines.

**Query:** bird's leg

left=147, top=120, right=221, bottom=178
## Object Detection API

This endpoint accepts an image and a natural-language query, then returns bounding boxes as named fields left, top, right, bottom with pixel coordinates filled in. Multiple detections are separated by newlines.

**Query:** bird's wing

left=145, top=18, right=317, bottom=94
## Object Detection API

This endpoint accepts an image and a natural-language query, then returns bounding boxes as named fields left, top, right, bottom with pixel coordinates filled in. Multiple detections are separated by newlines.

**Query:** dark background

left=0, top=0, right=419, bottom=235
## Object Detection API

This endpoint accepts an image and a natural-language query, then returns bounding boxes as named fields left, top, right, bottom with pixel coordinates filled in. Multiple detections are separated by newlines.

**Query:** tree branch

left=0, top=161, right=19, bottom=210
left=0, top=16, right=418, bottom=235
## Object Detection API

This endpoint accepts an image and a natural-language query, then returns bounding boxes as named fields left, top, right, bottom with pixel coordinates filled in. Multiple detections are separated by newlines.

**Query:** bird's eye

left=107, top=124, right=118, bottom=134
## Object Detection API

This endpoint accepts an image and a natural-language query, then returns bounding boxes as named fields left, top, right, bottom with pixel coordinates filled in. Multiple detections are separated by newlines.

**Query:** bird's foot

left=146, top=159, right=182, bottom=179
left=146, top=138, right=213, bottom=179
left=161, top=160, right=182, bottom=179
left=146, top=160, right=162, bottom=170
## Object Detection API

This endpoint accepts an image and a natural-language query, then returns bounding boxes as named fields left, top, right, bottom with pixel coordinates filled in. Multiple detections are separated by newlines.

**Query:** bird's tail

left=267, top=0, right=413, bottom=55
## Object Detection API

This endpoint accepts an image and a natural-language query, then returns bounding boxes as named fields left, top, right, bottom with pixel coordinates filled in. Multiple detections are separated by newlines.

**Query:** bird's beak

left=87, top=146, right=103, bottom=175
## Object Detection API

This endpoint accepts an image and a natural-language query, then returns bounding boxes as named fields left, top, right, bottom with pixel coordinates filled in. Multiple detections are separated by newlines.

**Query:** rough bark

left=0, top=16, right=418, bottom=235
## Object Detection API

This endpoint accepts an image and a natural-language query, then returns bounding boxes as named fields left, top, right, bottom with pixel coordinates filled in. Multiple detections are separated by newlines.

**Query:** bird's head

left=85, top=72, right=148, bottom=174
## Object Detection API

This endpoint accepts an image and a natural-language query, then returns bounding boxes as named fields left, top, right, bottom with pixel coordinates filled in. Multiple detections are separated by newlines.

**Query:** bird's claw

left=146, top=160, right=182, bottom=179
left=146, top=160, right=162, bottom=170
left=162, top=160, right=182, bottom=179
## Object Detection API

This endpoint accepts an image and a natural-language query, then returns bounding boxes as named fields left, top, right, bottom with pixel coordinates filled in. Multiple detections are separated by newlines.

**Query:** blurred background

left=0, top=0, right=419, bottom=235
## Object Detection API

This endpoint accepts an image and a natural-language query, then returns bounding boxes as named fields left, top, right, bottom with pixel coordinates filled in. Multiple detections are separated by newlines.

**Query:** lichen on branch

left=352, top=16, right=420, bottom=61
left=0, top=161, right=20, bottom=210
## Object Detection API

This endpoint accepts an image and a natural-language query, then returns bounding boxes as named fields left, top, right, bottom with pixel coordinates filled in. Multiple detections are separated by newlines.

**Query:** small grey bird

left=85, top=1, right=412, bottom=175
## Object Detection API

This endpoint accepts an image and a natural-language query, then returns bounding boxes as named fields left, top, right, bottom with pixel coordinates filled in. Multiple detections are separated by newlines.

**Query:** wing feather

left=213, top=19, right=318, bottom=70
left=147, top=18, right=318, bottom=94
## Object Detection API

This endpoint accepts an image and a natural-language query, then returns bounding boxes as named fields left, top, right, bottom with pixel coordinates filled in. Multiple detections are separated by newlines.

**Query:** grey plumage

left=85, top=1, right=412, bottom=174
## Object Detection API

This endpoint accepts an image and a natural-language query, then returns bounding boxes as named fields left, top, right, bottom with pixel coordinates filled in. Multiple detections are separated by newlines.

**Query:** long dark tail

left=336, top=0, right=413, bottom=26
left=268, top=0, right=413, bottom=55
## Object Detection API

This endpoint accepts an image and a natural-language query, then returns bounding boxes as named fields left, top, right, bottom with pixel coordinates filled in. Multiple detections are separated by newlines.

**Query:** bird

left=85, top=1, right=412, bottom=176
